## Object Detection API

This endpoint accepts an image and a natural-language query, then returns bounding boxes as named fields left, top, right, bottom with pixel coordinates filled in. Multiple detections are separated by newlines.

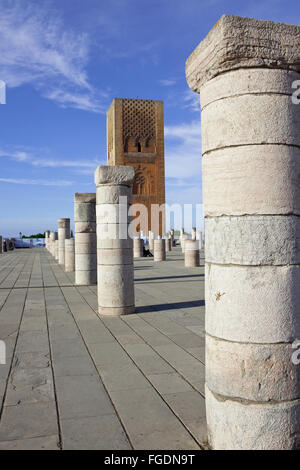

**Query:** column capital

left=186, top=15, right=300, bottom=92
left=94, top=165, right=135, bottom=187
left=74, top=193, right=96, bottom=203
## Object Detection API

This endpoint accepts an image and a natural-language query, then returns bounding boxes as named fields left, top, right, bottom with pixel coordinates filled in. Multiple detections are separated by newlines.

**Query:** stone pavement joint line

left=0, top=247, right=205, bottom=450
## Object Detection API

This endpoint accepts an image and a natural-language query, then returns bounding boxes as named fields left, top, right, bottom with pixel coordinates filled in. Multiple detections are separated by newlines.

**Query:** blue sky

left=0, top=0, right=298, bottom=236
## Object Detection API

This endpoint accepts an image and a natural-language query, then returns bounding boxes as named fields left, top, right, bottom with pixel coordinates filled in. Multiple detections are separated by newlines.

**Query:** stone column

left=181, top=233, right=189, bottom=253
left=45, top=230, right=50, bottom=251
left=170, top=229, right=175, bottom=246
left=55, top=239, right=59, bottom=261
left=180, top=228, right=184, bottom=244
left=148, top=231, right=154, bottom=251
left=95, top=165, right=135, bottom=316
left=58, top=218, right=70, bottom=265
left=65, top=239, right=75, bottom=272
left=196, top=231, right=202, bottom=250
left=133, top=238, right=144, bottom=258
left=186, top=15, right=300, bottom=450
left=154, top=239, right=166, bottom=262
left=49, top=231, right=56, bottom=256
left=165, top=237, right=171, bottom=252
left=191, top=227, right=196, bottom=240
left=0, top=236, right=2, bottom=254
left=184, top=240, right=199, bottom=267
left=74, top=193, right=97, bottom=285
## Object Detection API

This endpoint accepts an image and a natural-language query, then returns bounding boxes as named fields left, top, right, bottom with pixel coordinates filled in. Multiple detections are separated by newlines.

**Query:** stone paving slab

left=0, top=246, right=205, bottom=450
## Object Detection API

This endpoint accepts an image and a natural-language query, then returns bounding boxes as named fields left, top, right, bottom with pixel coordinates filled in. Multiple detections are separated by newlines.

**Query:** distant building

left=107, top=98, right=165, bottom=235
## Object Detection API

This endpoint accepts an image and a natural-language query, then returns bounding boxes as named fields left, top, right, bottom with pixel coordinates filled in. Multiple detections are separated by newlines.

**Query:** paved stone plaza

left=0, top=246, right=205, bottom=450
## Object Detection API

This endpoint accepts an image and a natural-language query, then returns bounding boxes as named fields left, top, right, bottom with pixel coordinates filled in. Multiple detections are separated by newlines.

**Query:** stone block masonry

left=58, top=218, right=70, bottom=266
left=65, top=238, right=75, bottom=272
left=95, top=165, right=135, bottom=316
left=186, top=14, right=300, bottom=450
left=74, top=193, right=97, bottom=285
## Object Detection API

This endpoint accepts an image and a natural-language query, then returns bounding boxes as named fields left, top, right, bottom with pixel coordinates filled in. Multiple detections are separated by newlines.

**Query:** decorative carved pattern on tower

left=132, top=165, right=155, bottom=196
left=107, top=107, right=114, bottom=162
left=122, top=99, right=156, bottom=150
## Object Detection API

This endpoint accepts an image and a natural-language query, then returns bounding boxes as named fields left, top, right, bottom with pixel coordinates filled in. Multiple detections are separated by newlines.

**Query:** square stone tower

left=107, top=98, right=165, bottom=236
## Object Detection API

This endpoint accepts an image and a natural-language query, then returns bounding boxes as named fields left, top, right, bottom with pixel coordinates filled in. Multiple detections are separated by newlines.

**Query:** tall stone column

left=49, top=231, right=57, bottom=256
left=154, top=239, right=166, bottom=262
left=133, top=238, right=144, bottom=258
left=55, top=239, right=59, bottom=261
left=65, top=239, right=75, bottom=272
left=170, top=228, right=175, bottom=246
left=180, top=228, right=184, bottom=245
left=184, top=240, right=199, bottom=267
left=181, top=233, right=188, bottom=253
left=58, top=218, right=70, bottom=265
left=95, top=165, right=135, bottom=316
left=165, top=237, right=171, bottom=252
left=196, top=231, right=202, bottom=250
left=45, top=230, right=50, bottom=251
left=148, top=231, right=154, bottom=251
left=74, top=193, right=96, bottom=285
left=186, top=15, right=300, bottom=450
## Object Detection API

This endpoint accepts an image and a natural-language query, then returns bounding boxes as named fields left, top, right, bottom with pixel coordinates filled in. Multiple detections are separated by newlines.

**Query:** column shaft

left=65, top=239, right=75, bottom=272
left=95, top=165, right=135, bottom=316
left=74, top=193, right=96, bottom=285
left=58, top=218, right=70, bottom=265
left=186, top=15, right=300, bottom=450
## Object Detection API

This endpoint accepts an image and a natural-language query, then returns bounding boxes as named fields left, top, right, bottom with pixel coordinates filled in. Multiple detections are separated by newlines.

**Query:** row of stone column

left=45, top=173, right=202, bottom=321
left=0, top=238, right=15, bottom=252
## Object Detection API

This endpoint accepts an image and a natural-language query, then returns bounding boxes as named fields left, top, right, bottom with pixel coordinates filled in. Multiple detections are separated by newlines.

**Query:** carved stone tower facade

left=107, top=98, right=165, bottom=236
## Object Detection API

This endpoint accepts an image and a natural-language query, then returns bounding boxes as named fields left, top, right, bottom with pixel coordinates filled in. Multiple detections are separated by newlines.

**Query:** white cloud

left=182, top=89, right=201, bottom=112
left=0, top=0, right=106, bottom=112
left=0, top=148, right=103, bottom=169
left=159, top=79, right=177, bottom=87
left=0, top=177, right=73, bottom=186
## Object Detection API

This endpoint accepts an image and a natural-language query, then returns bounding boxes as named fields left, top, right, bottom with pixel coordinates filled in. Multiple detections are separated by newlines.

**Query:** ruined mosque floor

left=0, top=247, right=205, bottom=450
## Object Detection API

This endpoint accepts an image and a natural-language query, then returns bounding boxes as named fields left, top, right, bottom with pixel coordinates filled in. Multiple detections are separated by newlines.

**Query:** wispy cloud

left=0, top=148, right=102, bottom=169
left=159, top=79, right=177, bottom=87
left=182, top=90, right=200, bottom=112
left=0, top=0, right=106, bottom=112
left=0, top=177, right=73, bottom=186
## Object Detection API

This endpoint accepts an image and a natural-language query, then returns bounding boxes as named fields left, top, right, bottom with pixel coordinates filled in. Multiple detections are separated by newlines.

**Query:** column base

left=98, top=305, right=135, bottom=316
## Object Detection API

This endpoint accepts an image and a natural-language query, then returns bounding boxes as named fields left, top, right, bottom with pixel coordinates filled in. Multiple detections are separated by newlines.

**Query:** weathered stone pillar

left=65, top=239, right=75, bottom=272
left=74, top=193, right=97, bottom=285
left=186, top=15, right=300, bottom=450
left=191, top=227, right=196, bottom=240
left=154, top=239, right=166, bottom=262
left=184, top=240, right=199, bottom=267
left=7, top=239, right=14, bottom=251
left=181, top=233, right=189, bottom=253
left=45, top=230, right=50, bottom=251
left=49, top=231, right=56, bottom=256
left=180, top=228, right=184, bottom=244
left=133, top=238, right=144, bottom=258
left=58, top=218, right=70, bottom=265
left=148, top=231, right=154, bottom=251
left=55, top=239, right=59, bottom=261
left=95, top=165, right=135, bottom=316
left=196, top=231, right=202, bottom=250
left=165, top=237, right=171, bottom=252
left=170, top=228, right=175, bottom=246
